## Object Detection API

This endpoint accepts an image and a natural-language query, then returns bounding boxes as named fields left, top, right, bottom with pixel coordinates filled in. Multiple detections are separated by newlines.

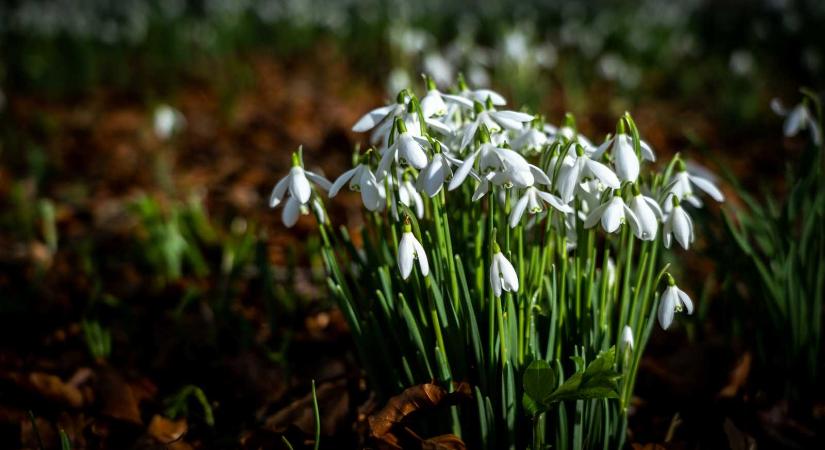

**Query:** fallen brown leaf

left=421, top=434, right=466, bottom=450
left=718, top=352, right=751, bottom=398
left=148, top=414, right=190, bottom=449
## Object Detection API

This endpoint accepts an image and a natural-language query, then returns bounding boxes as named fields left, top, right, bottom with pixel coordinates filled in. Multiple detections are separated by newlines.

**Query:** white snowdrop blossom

left=663, top=196, right=694, bottom=250
left=398, top=221, right=429, bottom=280
left=584, top=196, right=640, bottom=235
left=771, top=98, right=822, bottom=145
left=459, top=102, right=534, bottom=149
left=511, top=124, right=548, bottom=154
left=665, top=161, right=725, bottom=208
left=657, top=276, right=694, bottom=330
left=153, top=104, right=185, bottom=140
left=556, top=145, right=621, bottom=203
left=329, top=162, right=384, bottom=211
left=376, top=118, right=429, bottom=179
left=628, top=186, right=663, bottom=241
left=269, top=153, right=332, bottom=228
left=509, top=187, right=572, bottom=228
left=490, top=243, right=519, bottom=297
left=450, top=139, right=537, bottom=191
left=420, top=76, right=472, bottom=118
left=416, top=151, right=457, bottom=197
left=595, top=133, right=640, bottom=182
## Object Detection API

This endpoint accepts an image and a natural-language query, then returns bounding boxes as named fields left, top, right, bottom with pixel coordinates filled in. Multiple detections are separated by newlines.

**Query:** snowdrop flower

left=628, top=185, right=663, bottom=240
left=556, top=145, right=621, bottom=203
left=509, top=187, right=572, bottom=228
left=398, top=178, right=425, bottom=219
left=352, top=91, right=407, bottom=133
left=398, top=219, right=429, bottom=280
left=490, top=242, right=518, bottom=297
left=665, top=160, right=724, bottom=208
left=153, top=104, right=185, bottom=140
left=269, top=152, right=332, bottom=208
left=511, top=123, right=548, bottom=154
left=459, top=101, right=534, bottom=149
left=657, top=275, right=694, bottom=330
left=593, top=134, right=639, bottom=182
left=620, top=325, right=634, bottom=352
left=771, top=98, right=822, bottom=145
left=663, top=196, right=694, bottom=250
left=546, top=115, right=596, bottom=152
left=584, top=195, right=640, bottom=235
left=416, top=150, right=458, bottom=197
left=376, top=118, right=429, bottom=179
left=420, top=75, right=472, bottom=118
left=329, top=161, right=384, bottom=211
left=450, top=137, right=539, bottom=191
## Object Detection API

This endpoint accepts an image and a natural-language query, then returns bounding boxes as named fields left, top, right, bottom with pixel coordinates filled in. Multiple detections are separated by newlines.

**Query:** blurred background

left=1, top=0, right=824, bottom=448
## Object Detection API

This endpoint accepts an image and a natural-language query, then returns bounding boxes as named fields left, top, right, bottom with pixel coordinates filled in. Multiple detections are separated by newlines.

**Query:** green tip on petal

left=575, top=144, right=585, bottom=157
left=396, top=89, right=408, bottom=104
left=671, top=195, right=680, bottom=208
left=632, top=183, right=641, bottom=196
left=485, top=96, right=494, bottom=110
left=676, top=159, right=687, bottom=172
left=291, top=152, right=301, bottom=167
left=666, top=273, right=676, bottom=286
left=424, top=74, right=437, bottom=91
left=394, top=116, right=408, bottom=134
left=478, top=124, right=492, bottom=143
left=403, top=216, right=412, bottom=232
left=617, top=119, right=627, bottom=135
left=473, top=100, right=484, bottom=114
left=492, top=240, right=501, bottom=253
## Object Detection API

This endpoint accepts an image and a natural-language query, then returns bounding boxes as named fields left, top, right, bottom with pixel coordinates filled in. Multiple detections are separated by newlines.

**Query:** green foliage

left=165, top=385, right=215, bottom=428
left=725, top=89, right=825, bottom=397
left=81, top=319, right=111, bottom=361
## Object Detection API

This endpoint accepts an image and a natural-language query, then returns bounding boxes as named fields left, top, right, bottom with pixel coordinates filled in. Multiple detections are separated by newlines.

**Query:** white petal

left=398, top=233, right=415, bottom=280
left=305, top=171, right=332, bottom=191
left=489, top=258, right=502, bottom=297
left=623, top=204, right=642, bottom=238
left=677, top=288, right=694, bottom=315
left=602, top=200, right=624, bottom=233
left=425, top=117, right=454, bottom=135
left=412, top=237, right=429, bottom=277
left=536, top=191, right=573, bottom=213
left=643, top=196, right=664, bottom=220
left=784, top=107, right=805, bottom=136
left=672, top=208, right=692, bottom=249
left=658, top=289, right=676, bottom=330
left=613, top=137, right=640, bottom=182
left=376, top=147, right=396, bottom=180
left=329, top=167, right=358, bottom=197
left=362, top=178, right=382, bottom=211
left=442, top=94, right=474, bottom=108
left=269, top=177, right=289, bottom=207
left=529, top=164, right=552, bottom=186
left=509, top=192, right=530, bottom=228
left=421, top=91, right=447, bottom=117
left=398, top=134, right=428, bottom=169
left=492, top=110, right=534, bottom=123
left=557, top=159, right=584, bottom=203
left=473, top=89, right=506, bottom=105
left=289, top=167, right=312, bottom=204
left=584, top=201, right=610, bottom=228
left=689, top=175, right=724, bottom=202
left=460, top=119, right=480, bottom=150
left=282, top=197, right=301, bottom=227
left=639, top=140, right=656, bottom=162
left=663, top=219, right=673, bottom=248
left=353, top=104, right=396, bottom=132
left=585, top=159, right=620, bottom=189
left=449, top=150, right=479, bottom=190
left=770, top=98, right=787, bottom=116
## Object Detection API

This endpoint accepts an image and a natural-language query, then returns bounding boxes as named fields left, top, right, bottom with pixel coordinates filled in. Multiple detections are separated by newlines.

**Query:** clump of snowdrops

left=268, top=75, right=724, bottom=449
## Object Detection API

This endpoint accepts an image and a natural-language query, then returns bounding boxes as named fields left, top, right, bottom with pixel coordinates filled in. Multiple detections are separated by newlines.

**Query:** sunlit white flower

left=556, top=145, right=621, bottom=203
left=620, top=325, right=634, bottom=352
left=459, top=102, right=533, bottom=149
left=511, top=126, right=548, bottom=154
left=376, top=118, right=429, bottom=179
left=329, top=162, right=384, bottom=211
left=509, top=187, right=572, bottom=228
left=445, top=76, right=506, bottom=106
left=490, top=243, right=518, bottom=297
left=153, top=104, right=185, bottom=140
left=269, top=154, right=331, bottom=207
left=420, top=76, right=472, bottom=118
left=658, top=276, right=694, bottom=330
left=398, top=221, right=429, bottom=280
left=416, top=151, right=458, bottom=197
left=593, top=133, right=639, bottom=182
left=665, top=161, right=724, bottom=208
left=771, top=98, right=822, bottom=145
left=628, top=186, right=663, bottom=241
left=584, top=196, right=640, bottom=235
left=663, top=196, right=694, bottom=250
left=450, top=139, right=539, bottom=191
